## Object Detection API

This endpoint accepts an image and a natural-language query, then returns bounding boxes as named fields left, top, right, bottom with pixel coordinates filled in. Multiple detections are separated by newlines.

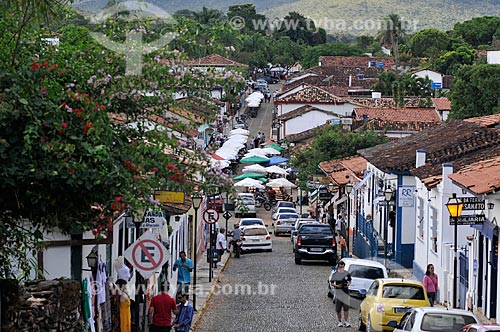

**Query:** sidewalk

left=190, top=246, right=231, bottom=328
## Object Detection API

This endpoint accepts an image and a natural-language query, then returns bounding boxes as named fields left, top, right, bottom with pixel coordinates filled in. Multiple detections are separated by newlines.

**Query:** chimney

left=442, top=163, right=454, bottom=194
left=416, top=149, right=426, bottom=168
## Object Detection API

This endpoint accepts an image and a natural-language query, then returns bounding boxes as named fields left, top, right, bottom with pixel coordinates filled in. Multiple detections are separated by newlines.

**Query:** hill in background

left=72, top=0, right=500, bottom=35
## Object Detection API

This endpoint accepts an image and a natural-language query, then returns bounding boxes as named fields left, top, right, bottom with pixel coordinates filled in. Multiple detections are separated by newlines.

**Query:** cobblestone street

left=193, top=224, right=360, bottom=331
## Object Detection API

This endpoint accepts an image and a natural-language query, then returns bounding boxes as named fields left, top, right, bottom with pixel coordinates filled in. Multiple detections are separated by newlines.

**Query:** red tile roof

left=319, top=56, right=395, bottom=71
left=448, top=156, right=500, bottom=195
left=431, top=97, right=451, bottom=111
left=353, top=108, right=441, bottom=123
left=465, top=113, right=500, bottom=127
left=188, top=53, right=247, bottom=67
left=319, top=156, right=367, bottom=185
left=275, top=85, right=344, bottom=104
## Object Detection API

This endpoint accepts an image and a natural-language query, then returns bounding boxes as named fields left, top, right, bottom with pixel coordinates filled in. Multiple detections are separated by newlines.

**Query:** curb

left=191, top=254, right=231, bottom=330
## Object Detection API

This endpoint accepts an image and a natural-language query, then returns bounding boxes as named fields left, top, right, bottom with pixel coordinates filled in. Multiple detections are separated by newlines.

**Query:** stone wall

left=2, top=279, right=82, bottom=332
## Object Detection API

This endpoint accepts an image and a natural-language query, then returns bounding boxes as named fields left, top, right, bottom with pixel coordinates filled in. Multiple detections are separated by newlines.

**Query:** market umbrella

left=230, top=128, right=249, bottom=135
left=234, top=178, right=265, bottom=189
left=248, top=147, right=281, bottom=156
left=265, top=165, right=288, bottom=175
left=267, top=177, right=297, bottom=188
left=242, top=164, right=268, bottom=173
left=263, top=156, right=288, bottom=166
left=233, top=172, right=268, bottom=181
left=264, top=143, right=285, bottom=152
left=240, top=155, right=270, bottom=164
left=210, top=159, right=231, bottom=169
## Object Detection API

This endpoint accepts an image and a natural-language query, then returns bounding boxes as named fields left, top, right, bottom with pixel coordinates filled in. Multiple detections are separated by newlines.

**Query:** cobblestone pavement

left=193, top=225, right=360, bottom=331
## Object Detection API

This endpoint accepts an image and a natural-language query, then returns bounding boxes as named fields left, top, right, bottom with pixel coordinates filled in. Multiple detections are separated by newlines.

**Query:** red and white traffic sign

left=123, top=231, right=169, bottom=279
left=203, top=208, right=219, bottom=224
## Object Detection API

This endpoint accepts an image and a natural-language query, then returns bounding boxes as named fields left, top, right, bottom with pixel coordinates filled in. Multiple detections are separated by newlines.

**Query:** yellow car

left=359, top=278, right=429, bottom=332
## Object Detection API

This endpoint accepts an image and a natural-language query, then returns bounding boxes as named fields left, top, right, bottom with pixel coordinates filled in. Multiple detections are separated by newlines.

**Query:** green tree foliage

left=377, top=13, right=408, bottom=69
left=227, top=4, right=267, bottom=34
left=274, top=11, right=326, bottom=46
left=452, top=16, right=500, bottom=48
left=372, top=72, right=432, bottom=99
left=355, top=35, right=382, bottom=54
left=409, top=28, right=451, bottom=58
left=433, top=45, right=477, bottom=75
left=372, top=71, right=398, bottom=96
left=301, top=43, right=364, bottom=68
left=291, top=125, right=387, bottom=186
left=449, top=64, right=500, bottom=119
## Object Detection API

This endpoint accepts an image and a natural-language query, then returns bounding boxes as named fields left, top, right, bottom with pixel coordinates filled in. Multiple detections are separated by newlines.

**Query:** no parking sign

left=124, top=231, right=169, bottom=279
left=203, top=208, right=219, bottom=224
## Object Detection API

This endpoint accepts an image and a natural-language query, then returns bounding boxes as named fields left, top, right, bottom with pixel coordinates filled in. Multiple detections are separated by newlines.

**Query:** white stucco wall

left=284, top=111, right=340, bottom=135
left=414, top=70, right=442, bottom=85
left=487, top=50, right=500, bottom=64
left=279, top=102, right=357, bottom=117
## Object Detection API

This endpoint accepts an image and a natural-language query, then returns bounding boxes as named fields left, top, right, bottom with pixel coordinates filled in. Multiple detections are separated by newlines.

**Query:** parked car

left=294, top=223, right=337, bottom=265
left=460, top=324, right=500, bottom=332
left=272, top=207, right=297, bottom=224
left=327, top=258, right=388, bottom=300
left=272, top=201, right=295, bottom=215
left=241, top=225, right=272, bottom=252
left=273, top=213, right=299, bottom=236
left=235, top=193, right=257, bottom=217
left=261, top=76, right=279, bottom=84
left=239, top=218, right=266, bottom=230
left=291, top=218, right=317, bottom=249
left=388, top=307, right=479, bottom=332
left=207, top=194, right=224, bottom=212
left=359, top=279, right=430, bottom=332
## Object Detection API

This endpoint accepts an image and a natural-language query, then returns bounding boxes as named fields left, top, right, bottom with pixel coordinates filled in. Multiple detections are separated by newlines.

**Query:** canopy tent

left=233, top=172, right=268, bottom=181
left=267, top=177, right=297, bottom=188
left=264, top=143, right=285, bottom=152
left=243, top=151, right=268, bottom=158
left=210, top=159, right=231, bottom=169
left=263, top=156, right=288, bottom=166
left=242, top=164, right=268, bottom=173
left=234, top=178, right=265, bottom=189
left=240, top=155, right=270, bottom=164
left=265, top=165, right=288, bottom=175
left=211, top=153, right=225, bottom=161
left=230, top=128, right=249, bottom=135
left=247, top=147, right=281, bottom=156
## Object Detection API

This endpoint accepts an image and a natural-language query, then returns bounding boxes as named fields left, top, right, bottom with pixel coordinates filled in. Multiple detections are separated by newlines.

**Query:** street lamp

left=384, top=188, right=394, bottom=268
left=191, top=193, right=202, bottom=311
left=345, top=183, right=353, bottom=257
left=315, top=180, right=321, bottom=221
left=86, top=249, right=98, bottom=273
left=127, top=208, right=144, bottom=332
left=446, top=193, right=463, bottom=309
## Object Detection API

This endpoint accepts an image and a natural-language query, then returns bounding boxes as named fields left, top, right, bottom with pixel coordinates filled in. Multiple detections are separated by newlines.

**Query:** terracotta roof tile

left=353, top=108, right=441, bottom=123
left=319, top=156, right=368, bottom=185
left=359, top=119, right=500, bottom=175
left=431, top=97, right=451, bottom=111
left=286, top=123, right=328, bottom=143
left=319, top=56, right=395, bottom=71
left=188, top=54, right=247, bottom=67
left=347, top=96, right=426, bottom=108
left=276, top=85, right=344, bottom=104
left=448, top=156, right=500, bottom=195
left=464, top=113, right=500, bottom=127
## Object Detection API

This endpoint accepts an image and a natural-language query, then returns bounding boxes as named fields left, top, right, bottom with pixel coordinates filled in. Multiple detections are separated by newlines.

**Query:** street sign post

left=460, top=197, right=485, bottom=211
left=126, top=210, right=165, bottom=229
left=203, top=208, right=219, bottom=225
left=123, top=231, right=169, bottom=279
left=449, top=214, right=486, bottom=225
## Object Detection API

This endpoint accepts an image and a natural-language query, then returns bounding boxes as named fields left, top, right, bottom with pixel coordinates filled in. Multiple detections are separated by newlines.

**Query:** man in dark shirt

left=330, top=260, right=352, bottom=327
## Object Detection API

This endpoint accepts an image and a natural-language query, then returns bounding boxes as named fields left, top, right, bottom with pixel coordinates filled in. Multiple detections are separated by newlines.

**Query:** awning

left=471, top=219, right=498, bottom=240
left=333, top=196, right=347, bottom=206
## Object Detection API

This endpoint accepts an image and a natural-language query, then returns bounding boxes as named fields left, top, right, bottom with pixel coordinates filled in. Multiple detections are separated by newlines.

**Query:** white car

left=239, top=218, right=266, bottom=230
left=241, top=225, right=272, bottom=252
left=328, top=258, right=388, bottom=300
left=389, top=307, right=479, bottom=332
left=235, top=193, right=257, bottom=217
left=272, top=207, right=297, bottom=224
left=273, top=212, right=299, bottom=236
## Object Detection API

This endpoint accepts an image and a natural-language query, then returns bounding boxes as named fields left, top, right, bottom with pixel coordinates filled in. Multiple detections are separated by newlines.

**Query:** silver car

left=273, top=213, right=299, bottom=236
left=235, top=193, right=257, bottom=217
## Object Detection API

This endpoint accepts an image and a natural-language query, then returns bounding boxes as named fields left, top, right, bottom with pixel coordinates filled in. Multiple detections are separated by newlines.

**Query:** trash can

left=207, top=249, right=218, bottom=263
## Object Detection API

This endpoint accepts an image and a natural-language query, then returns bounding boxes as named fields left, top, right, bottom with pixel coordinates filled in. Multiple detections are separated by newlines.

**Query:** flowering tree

left=0, top=7, right=243, bottom=279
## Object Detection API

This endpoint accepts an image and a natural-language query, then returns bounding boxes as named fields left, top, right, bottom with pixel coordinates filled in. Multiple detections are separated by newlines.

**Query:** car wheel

left=367, top=315, right=376, bottom=332
left=358, top=311, right=366, bottom=331
left=294, top=255, right=301, bottom=265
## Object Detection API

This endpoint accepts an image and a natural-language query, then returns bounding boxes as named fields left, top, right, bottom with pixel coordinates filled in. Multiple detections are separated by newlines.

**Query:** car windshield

left=299, top=226, right=332, bottom=234
left=244, top=228, right=268, bottom=236
left=241, top=219, right=263, bottom=226
left=381, top=285, right=425, bottom=299
left=240, top=197, right=255, bottom=204
left=420, top=313, right=477, bottom=332
left=348, top=265, right=385, bottom=279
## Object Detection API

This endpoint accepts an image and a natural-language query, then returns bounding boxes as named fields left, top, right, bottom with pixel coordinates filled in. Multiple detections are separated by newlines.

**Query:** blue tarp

left=263, top=156, right=289, bottom=166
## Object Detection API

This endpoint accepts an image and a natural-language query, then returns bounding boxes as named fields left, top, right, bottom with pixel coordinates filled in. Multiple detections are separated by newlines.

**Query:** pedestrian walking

left=173, top=292, right=194, bottom=332
left=339, top=235, right=348, bottom=258
left=216, top=228, right=227, bottom=267
left=173, top=251, right=193, bottom=300
left=423, top=264, right=438, bottom=306
left=330, top=260, right=352, bottom=327
left=148, top=283, right=178, bottom=332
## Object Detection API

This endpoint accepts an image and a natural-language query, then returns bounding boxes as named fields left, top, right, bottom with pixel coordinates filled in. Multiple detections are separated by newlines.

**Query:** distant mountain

left=72, top=0, right=500, bottom=35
